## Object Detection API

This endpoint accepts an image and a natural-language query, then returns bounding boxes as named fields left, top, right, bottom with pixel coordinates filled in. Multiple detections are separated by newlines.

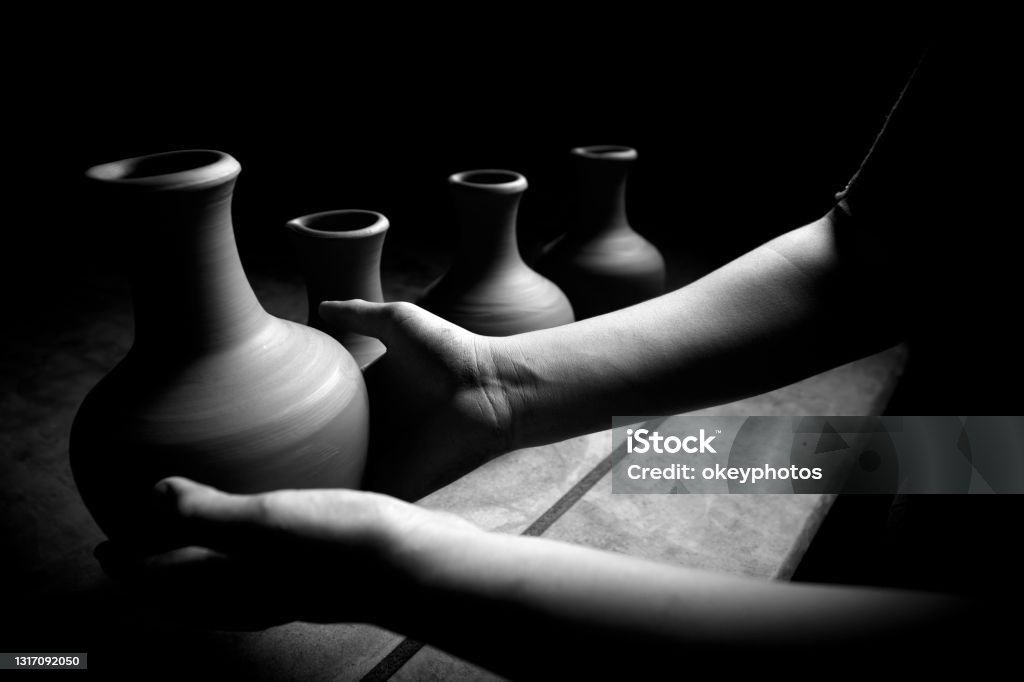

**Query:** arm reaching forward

left=99, top=478, right=984, bottom=678
left=322, top=204, right=904, bottom=498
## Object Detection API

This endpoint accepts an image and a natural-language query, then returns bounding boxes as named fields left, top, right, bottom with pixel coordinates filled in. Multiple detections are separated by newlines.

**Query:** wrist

left=488, top=330, right=592, bottom=450
left=469, top=335, right=531, bottom=455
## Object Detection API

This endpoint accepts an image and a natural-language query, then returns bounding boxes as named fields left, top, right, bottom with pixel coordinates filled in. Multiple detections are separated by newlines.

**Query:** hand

left=95, top=476, right=482, bottom=630
left=319, top=300, right=516, bottom=499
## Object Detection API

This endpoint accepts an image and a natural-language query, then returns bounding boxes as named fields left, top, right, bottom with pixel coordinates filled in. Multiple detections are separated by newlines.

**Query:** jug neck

left=449, top=170, right=527, bottom=275
left=87, top=150, right=268, bottom=354
left=569, top=145, right=637, bottom=238
left=286, top=209, right=389, bottom=329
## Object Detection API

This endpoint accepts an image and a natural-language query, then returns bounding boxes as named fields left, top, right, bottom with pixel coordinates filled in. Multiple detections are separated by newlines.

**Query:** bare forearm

left=379, top=527, right=976, bottom=677
left=494, top=211, right=899, bottom=449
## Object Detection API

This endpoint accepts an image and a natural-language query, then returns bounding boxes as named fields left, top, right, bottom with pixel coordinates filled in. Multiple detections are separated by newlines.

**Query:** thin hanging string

left=835, top=43, right=933, bottom=201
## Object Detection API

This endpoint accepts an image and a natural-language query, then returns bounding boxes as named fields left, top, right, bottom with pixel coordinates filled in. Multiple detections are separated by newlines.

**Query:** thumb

left=319, top=299, right=397, bottom=342
left=152, top=477, right=279, bottom=555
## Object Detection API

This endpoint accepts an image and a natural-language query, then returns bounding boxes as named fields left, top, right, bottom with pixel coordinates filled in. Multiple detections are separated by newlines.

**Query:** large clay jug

left=70, top=150, right=369, bottom=543
left=539, top=145, right=665, bottom=318
left=419, top=170, right=574, bottom=335
left=286, top=209, right=389, bottom=368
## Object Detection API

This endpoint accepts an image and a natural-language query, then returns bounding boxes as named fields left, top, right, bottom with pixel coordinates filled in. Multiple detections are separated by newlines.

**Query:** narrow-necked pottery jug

left=419, top=169, right=574, bottom=335
left=539, top=146, right=665, bottom=318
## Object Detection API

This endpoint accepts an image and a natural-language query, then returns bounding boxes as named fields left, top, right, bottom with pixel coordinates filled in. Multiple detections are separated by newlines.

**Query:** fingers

left=95, top=542, right=293, bottom=630
left=319, top=299, right=397, bottom=342
left=96, top=542, right=224, bottom=584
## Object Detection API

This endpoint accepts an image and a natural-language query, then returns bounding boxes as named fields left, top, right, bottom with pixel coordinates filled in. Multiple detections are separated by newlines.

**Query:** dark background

left=5, top=17, right=935, bottom=309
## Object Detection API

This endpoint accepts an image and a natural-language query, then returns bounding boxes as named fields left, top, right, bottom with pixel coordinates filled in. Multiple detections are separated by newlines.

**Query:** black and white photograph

left=2, top=12, right=1020, bottom=678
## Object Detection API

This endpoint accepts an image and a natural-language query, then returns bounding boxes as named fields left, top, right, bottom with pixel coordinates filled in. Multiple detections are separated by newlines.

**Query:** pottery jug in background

left=539, top=145, right=665, bottom=318
left=419, top=169, right=574, bottom=335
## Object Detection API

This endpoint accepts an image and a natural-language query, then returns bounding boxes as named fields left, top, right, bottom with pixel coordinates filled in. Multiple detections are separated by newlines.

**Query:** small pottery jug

left=71, top=150, right=370, bottom=543
left=538, top=146, right=665, bottom=318
left=419, top=170, right=574, bottom=335
left=286, top=209, right=389, bottom=368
